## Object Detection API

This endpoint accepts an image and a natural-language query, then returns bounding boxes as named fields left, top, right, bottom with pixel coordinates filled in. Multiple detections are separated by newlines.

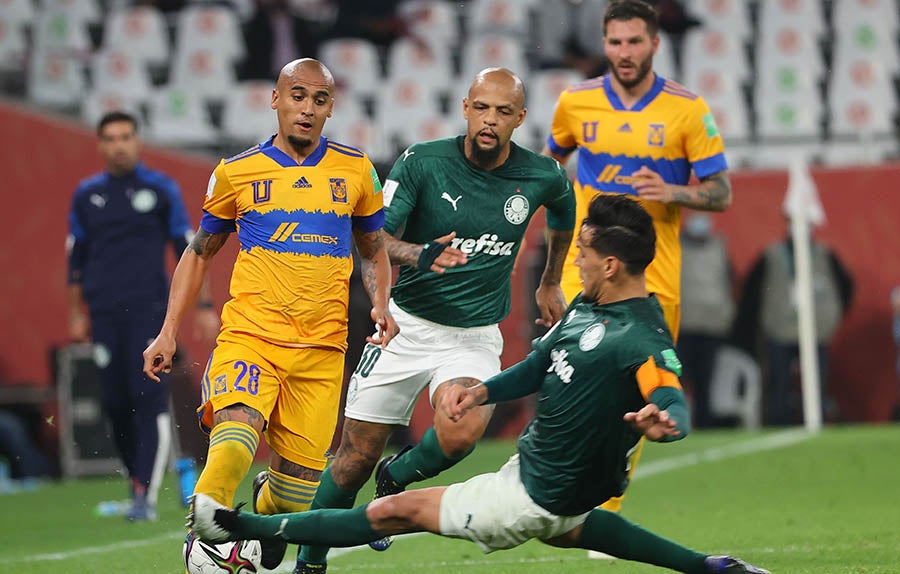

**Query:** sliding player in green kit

left=190, top=194, right=769, bottom=574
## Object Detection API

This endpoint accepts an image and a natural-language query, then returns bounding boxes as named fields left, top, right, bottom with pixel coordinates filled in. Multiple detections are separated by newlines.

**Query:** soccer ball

left=183, top=531, right=262, bottom=574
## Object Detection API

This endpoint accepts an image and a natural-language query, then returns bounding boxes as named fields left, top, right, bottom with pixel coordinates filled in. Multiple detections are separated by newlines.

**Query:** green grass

left=4, top=425, right=899, bottom=573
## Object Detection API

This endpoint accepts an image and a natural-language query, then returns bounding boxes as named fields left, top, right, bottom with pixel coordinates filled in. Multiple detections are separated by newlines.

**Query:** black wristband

left=417, top=241, right=448, bottom=271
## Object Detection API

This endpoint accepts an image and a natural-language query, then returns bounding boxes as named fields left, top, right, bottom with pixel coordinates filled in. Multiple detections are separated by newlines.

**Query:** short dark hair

left=583, top=194, right=656, bottom=275
left=97, top=111, right=139, bottom=136
left=603, top=0, right=659, bottom=37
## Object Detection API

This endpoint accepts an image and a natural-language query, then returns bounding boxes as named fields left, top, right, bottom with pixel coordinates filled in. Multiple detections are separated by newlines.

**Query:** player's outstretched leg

left=568, top=509, right=770, bottom=574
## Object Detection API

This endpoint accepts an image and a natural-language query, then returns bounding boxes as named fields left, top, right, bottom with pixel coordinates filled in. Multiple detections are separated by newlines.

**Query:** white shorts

left=439, top=454, right=590, bottom=553
left=344, top=299, right=503, bottom=425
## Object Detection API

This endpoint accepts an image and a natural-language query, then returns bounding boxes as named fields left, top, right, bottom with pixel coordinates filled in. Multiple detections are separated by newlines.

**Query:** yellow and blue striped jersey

left=548, top=74, right=727, bottom=310
left=201, top=136, right=384, bottom=350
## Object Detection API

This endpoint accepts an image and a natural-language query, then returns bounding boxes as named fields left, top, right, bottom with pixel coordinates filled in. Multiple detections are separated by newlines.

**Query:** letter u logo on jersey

left=582, top=121, right=599, bottom=143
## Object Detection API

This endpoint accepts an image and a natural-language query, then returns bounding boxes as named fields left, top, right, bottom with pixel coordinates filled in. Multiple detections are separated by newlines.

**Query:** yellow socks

left=194, top=421, right=259, bottom=506
left=255, top=467, right=319, bottom=514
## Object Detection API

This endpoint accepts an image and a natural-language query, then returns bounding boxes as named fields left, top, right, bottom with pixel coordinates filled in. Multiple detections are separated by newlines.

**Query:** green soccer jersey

left=505, top=295, right=683, bottom=516
left=382, top=136, right=574, bottom=327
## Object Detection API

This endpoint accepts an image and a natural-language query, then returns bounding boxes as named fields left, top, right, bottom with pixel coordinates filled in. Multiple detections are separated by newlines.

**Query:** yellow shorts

left=197, top=330, right=345, bottom=470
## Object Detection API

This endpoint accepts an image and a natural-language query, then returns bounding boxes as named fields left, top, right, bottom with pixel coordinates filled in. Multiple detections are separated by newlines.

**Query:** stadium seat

left=0, top=9, right=30, bottom=73
left=526, top=68, right=584, bottom=142
left=399, top=0, right=461, bottom=52
left=467, top=0, right=531, bottom=38
left=145, top=86, right=217, bottom=146
left=531, top=0, right=607, bottom=68
left=755, top=22, right=824, bottom=79
left=832, top=22, right=899, bottom=76
left=757, top=0, right=826, bottom=39
left=654, top=32, right=679, bottom=82
left=386, top=37, right=454, bottom=102
left=43, top=0, right=101, bottom=26
left=323, top=99, right=389, bottom=164
left=828, top=58, right=897, bottom=139
left=397, top=113, right=459, bottom=151
left=26, top=47, right=85, bottom=109
left=375, top=76, right=444, bottom=150
left=318, top=38, right=382, bottom=101
left=89, top=49, right=152, bottom=105
left=682, top=28, right=749, bottom=83
left=708, top=345, right=761, bottom=429
left=81, top=87, right=143, bottom=130
left=169, top=46, right=237, bottom=104
left=461, top=34, right=529, bottom=85
left=221, top=80, right=277, bottom=147
left=102, top=6, right=169, bottom=68
left=681, top=0, right=751, bottom=41
left=32, top=7, right=91, bottom=53
left=755, top=64, right=823, bottom=140
left=174, top=4, right=245, bottom=64
left=685, top=70, right=750, bottom=142
left=833, top=0, right=898, bottom=36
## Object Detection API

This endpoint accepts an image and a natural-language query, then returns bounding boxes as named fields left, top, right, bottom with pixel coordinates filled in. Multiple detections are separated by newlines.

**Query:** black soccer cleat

left=294, top=559, right=327, bottom=574
left=705, top=555, right=771, bottom=574
left=253, top=470, right=289, bottom=570
left=367, top=445, right=412, bottom=551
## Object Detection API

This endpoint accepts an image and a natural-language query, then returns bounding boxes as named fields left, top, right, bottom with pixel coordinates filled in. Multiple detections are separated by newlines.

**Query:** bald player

left=293, top=67, right=576, bottom=573
left=143, top=58, right=398, bottom=570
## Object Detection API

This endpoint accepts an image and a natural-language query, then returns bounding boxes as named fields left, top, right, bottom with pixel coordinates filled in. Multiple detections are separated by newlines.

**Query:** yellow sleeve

left=202, top=160, right=237, bottom=222
left=351, top=157, right=385, bottom=231
left=635, top=355, right=683, bottom=402
left=547, top=90, right=577, bottom=157
left=684, top=96, right=728, bottom=179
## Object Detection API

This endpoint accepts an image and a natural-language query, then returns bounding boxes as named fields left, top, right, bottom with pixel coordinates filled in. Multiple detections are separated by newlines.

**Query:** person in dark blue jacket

left=66, top=111, right=219, bottom=521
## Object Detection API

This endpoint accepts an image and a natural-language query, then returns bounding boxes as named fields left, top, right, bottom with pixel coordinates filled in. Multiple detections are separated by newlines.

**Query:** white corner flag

left=783, top=158, right=825, bottom=432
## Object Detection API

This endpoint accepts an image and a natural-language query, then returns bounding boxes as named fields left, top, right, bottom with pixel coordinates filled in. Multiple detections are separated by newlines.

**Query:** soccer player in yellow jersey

left=142, top=58, right=398, bottom=570
left=542, top=0, right=732, bottom=529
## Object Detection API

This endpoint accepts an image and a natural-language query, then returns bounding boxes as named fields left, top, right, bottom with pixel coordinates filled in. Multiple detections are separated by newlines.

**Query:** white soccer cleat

left=587, top=550, right=616, bottom=560
left=189, top=493, right=237, bottom=544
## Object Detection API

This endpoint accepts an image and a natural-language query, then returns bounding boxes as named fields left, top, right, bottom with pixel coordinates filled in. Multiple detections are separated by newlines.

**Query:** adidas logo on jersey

left=293, top=176, right=312, bottom=189
left=449, top=233, right=515, bottom=256
left=617, top=122, right=632, bottom=133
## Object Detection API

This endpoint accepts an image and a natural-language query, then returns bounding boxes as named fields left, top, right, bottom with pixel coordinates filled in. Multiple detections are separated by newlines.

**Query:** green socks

left=578, top=509, right=709, bottom=574
left=388, top=427, right=475, bottom=486
left=238, top=504, right=378, bottom=547
left=297, top=467, right=359, bottom=564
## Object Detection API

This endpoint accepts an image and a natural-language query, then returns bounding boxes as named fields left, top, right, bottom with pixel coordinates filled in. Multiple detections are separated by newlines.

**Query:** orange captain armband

left=635, top=355, right=683, bottom=401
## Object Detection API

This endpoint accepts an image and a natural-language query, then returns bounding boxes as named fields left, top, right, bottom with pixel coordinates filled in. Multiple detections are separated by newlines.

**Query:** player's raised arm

left=384, top=231, right=468, bottom=274
left=353, top=228, right=399, bottom=348
left=142, top=228, right=229, bottom=381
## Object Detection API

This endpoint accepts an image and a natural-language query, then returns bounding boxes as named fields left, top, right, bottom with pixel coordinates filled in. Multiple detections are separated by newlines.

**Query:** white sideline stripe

left=12, top=429, right=812, bottom=566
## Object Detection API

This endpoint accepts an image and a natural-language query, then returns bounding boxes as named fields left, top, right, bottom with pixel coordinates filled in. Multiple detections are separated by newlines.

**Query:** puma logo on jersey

left=548, top=349, right=574, bottom=384
left=441, top=192, right=462, bottom=211
left=401, top=148, right=415, bottom=162
left=449, top=233, right=515, bottom=256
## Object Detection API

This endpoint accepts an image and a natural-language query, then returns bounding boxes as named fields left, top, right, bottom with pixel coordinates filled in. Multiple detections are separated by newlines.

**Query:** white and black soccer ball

left=183, top=531, right=262, bottom=574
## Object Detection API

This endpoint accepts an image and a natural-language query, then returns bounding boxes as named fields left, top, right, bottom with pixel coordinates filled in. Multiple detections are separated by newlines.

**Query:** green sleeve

left=382, top=147, right=420, bottom=235
left=648, top=386, right=691, bottom=442
left=544, top=169, right=576, bottom=231
left=483, top=350, right=547, bottom=404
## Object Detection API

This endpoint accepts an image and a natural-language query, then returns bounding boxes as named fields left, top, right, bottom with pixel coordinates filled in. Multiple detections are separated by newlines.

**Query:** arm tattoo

left=190, top=228, right=229, bottom=258
left=673, top=171, right=732, bottom=211
left=385, top=234, right=422, bottom=267
left=543, top=229, right=574, bottom=283
left=354, top=229, right=386, bottom=299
